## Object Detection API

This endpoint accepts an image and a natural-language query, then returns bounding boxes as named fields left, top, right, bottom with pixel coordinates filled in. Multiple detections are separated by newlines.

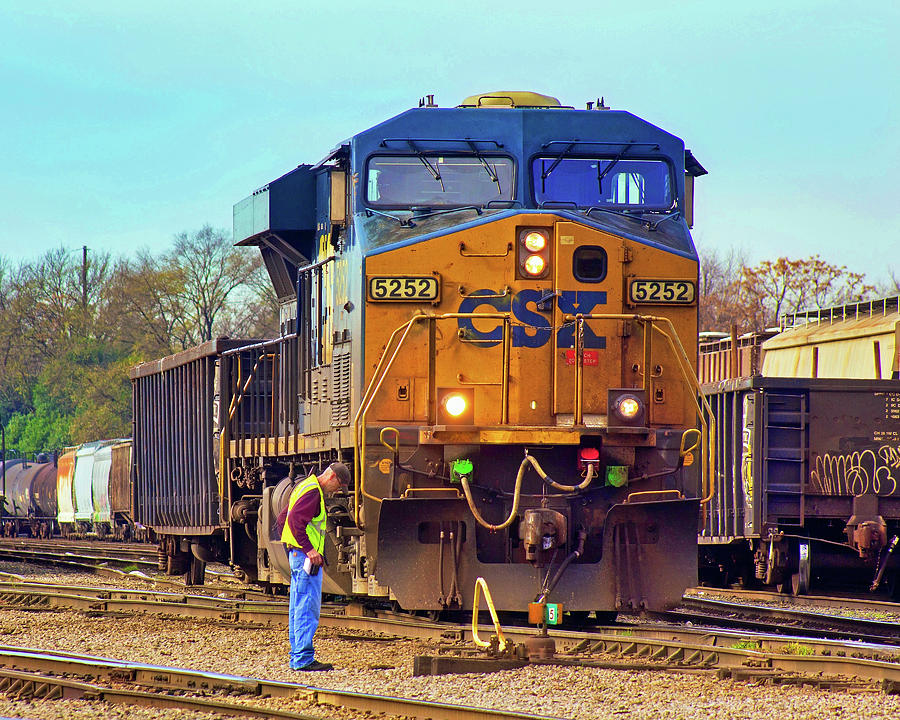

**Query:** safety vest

left=280, top=474, right=326, bottom=553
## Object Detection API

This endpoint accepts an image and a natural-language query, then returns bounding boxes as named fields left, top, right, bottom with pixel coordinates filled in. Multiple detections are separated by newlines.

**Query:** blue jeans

left=288, top=548, right=323, bottom=669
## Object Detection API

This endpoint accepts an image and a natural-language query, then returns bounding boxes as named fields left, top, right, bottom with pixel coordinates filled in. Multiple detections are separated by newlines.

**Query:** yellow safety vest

left=280, top=474, right=326, bottom=553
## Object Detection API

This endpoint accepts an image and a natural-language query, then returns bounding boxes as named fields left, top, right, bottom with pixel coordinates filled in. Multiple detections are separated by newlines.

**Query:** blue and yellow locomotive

left=133, top=91, right=710, bottom=615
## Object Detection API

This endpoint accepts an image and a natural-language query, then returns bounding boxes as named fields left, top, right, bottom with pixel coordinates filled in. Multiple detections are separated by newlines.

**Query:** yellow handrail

left=472, top=577, right=508, bottom=652
left=352, top=312, right=513, bottom=527
left=565, top=313, right=716, bottom=508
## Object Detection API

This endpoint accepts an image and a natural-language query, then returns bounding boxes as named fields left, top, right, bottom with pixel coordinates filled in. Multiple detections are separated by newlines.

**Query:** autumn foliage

left=699, top=251, right=876, bottom=333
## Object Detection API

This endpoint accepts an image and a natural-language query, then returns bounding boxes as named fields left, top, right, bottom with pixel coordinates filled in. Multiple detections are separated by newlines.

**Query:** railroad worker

left=279, top=462, right=351, bottom=671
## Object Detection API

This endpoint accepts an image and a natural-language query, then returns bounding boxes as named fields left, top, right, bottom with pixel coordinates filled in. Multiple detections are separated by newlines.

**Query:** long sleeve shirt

left=276, top=486, right=321, bottom=554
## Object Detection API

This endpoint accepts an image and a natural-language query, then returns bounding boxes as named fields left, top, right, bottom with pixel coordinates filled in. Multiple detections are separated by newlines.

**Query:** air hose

left=524, top=454, right=595, bottom=492
left=460, top=455, right=530, bottom=531
left=460, top=453, right=596, bottom=531
left=536, top=528, right=587, bottom=604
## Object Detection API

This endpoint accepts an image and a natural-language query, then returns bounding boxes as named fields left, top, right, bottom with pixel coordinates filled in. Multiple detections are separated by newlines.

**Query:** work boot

left=296, top=660, right=333, bottom=671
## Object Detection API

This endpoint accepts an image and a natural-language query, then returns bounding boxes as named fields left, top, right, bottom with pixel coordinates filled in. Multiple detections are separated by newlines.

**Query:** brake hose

left=524, top=453, right=595, bottom=492
left=460, top=455, right=530, bottom=531
left=460, top=453, right=596, bottom=531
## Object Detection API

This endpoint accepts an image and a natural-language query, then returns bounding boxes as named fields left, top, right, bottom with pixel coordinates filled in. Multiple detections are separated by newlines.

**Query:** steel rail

left=688, top=586, right=900, bottom=616
left=0, top=647, right=565, bottom=720
left=673, top=596, right=900, bottom=645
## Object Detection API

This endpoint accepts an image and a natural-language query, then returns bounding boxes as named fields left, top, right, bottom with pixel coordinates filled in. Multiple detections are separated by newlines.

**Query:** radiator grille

left=331, top=350, right=352, bottom=427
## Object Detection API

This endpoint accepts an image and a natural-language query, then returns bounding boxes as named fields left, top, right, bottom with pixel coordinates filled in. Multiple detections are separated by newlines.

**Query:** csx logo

left=457, top=289, right=607, bottom=349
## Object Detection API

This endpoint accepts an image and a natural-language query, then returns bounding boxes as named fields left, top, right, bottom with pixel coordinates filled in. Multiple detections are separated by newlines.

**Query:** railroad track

left=667, top=594, right=900, bottom=646
left=3, top=578, right=900, bottom=692
left=689, top=586, right=900, bottom=616
left=0, top=646, right=559, bottom=720
left=0, top=537, right=158, bottom=569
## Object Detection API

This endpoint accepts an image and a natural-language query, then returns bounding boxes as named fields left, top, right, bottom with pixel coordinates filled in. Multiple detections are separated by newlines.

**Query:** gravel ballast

left=1, top=562, right=900, bottom=719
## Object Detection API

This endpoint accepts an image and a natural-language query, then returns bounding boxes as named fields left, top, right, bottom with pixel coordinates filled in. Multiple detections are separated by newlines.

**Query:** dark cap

left=327, top=461, right=351, bottom=488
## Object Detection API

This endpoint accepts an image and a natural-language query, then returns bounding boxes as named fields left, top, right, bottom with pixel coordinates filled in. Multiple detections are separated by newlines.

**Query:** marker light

left=523, top=254, right=547, bottom=276
left=616, top=396, right=641, bottom=420
left=443, top=394, right=468, bottom=417
left=523, top=231, right=547, bottom=252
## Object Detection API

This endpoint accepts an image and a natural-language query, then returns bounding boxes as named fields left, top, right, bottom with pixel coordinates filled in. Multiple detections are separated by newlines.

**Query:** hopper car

left=699, top=297, right=900, bottom=595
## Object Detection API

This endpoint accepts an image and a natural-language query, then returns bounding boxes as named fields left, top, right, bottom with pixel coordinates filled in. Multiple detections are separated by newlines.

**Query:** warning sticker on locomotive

left=368, top=275, right=440, bottom=302
left=629, top=279, right=696, bottom=305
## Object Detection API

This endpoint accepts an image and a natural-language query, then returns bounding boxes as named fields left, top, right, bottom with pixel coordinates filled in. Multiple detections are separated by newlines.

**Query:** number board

left=629, top=278, right=696, bottom=305
left=368, top=275, right=440, bottom=302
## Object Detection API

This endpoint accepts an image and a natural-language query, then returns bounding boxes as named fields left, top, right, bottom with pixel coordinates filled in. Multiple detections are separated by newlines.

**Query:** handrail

left=564, top=313, right=716, bottom=510
left=352, top=312, right=513, bottom=527
left=472, top=577, right=508, bottom=651
left=458, top=241, right=513, bottom=258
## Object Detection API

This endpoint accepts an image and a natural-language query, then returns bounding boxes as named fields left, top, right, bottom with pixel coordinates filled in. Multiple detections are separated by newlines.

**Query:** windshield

left=366, top=154, right=515, bottom=208
left=532, top=157, right=673, bottom=210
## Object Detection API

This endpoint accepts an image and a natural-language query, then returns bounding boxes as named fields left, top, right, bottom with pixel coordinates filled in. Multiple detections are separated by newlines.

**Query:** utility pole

left=81, top=245, right=88, bottom=312
left=1, top=425, right=5, bottom=518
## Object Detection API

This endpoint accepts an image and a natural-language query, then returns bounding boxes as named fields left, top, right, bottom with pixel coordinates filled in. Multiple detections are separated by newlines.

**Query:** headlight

left=517, top=228, right=550, bottom=279
left=523, top=231, right=547, bottom=252
left=438, top=388, right=474, bottom=424
left=523, top=254, right=547, bottom=276
left=607, top=389, right=647, bottom=428
left=442, top=393, right=467, bottom=417
left=616, top=396, right=641, bottom=420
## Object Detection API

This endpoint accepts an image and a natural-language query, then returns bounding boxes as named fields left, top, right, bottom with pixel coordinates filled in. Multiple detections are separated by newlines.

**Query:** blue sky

left=1, top=1, right=897, bottom=284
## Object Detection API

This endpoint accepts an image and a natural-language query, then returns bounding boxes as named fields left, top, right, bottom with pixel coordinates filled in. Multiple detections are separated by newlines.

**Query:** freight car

left=133, top=91, right=712, bottom=616
left=0, top=458, right=57, bottom=538
left=699, top=298, right=900, bottom=595
left=58, top=439, right=133, bottom=539
left=0, top=440, right=134, bottom=540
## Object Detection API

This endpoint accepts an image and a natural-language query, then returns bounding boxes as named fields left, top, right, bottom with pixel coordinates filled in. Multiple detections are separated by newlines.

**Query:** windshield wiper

left=540, top=141, right=576, bottom=192
left=407, top=140, right=445, bottom=192
left=596, top=142, right=634, bottom=195
left=365, top=208, right=416, bottom=228
left=466, top=140, right=502, bottom=196
left=582, top=206, right=680, bottom=232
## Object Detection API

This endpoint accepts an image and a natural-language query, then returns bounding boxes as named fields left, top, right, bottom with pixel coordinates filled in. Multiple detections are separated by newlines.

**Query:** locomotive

left=132, top=91, right=711, bottom=614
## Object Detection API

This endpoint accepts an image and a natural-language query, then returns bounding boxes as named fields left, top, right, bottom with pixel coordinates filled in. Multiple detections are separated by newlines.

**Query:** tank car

left=0, top=459, right=57, bottom=537
left=134, top=91, right=711, bottom=616
left=699, top=297, right=900, bottom=595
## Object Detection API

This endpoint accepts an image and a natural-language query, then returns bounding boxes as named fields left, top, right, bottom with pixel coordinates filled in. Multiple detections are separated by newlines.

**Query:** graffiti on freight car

left=810, top=446, right=900, bottom=497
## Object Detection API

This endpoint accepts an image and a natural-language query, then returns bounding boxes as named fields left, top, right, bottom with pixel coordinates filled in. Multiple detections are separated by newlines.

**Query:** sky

left=1, top=0, right=897, bottom=285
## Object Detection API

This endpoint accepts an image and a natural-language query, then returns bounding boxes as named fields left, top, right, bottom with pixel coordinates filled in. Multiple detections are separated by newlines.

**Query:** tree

left=698, top=247, right=747, bottom=332
left=739, top=255, right=875, bottom=330
left=168, top=226, right=263, bottom=344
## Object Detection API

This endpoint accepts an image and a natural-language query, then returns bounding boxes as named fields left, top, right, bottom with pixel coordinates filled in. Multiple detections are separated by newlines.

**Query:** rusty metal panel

left=132, top=341, right=252, bottom=534
left=56, top=451, right=76, bottom=524
left=109, top=441, right=132, bottom=515
left=699, top=332, right=773, bottom=383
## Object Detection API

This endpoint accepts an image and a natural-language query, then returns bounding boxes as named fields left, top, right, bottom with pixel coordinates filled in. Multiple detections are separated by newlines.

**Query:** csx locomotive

left=131, top=91, right=711, bottom=614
